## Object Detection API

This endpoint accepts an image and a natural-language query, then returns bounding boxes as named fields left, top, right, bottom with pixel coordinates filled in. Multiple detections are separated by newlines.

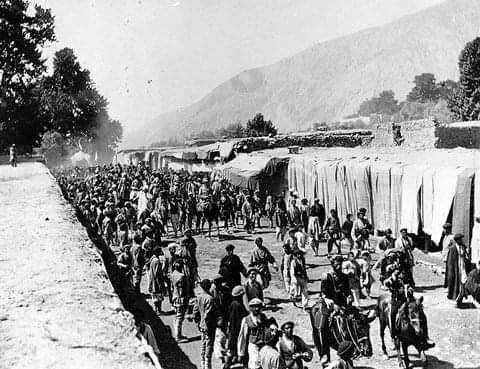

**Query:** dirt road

left=1, top=162, right=477, bottom=369
left=0, top=163, right=151, bottom=369
left=154, top=226, right=480, bottom=369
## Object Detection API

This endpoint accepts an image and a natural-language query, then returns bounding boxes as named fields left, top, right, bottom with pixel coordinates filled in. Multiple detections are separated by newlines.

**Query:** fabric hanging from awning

left=335, top=164, right=350, bottom=224
left=430, top=167, right=463, bottom=244
left=285, top=151, right=477, bottom=245
left=400, top=165, right=425, bottom=234
left=371, top=163, right=392, bottom=233
left=349, top=161, right=373, bottom=222
left=304, top=158, right=316, bottom=202
left=421, top=168, right=435, bottom=237
left=452, top=168, right=474, bottom=247
left=313, top=160, right=327, bottom=207
left=390, top=165, right=403, bottom=236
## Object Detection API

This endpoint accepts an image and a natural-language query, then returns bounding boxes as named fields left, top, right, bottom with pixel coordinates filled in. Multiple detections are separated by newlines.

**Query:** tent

left=214, top=154, right=289, bottom=191
left=286, top=151, right=476, bottom=243
left=288, top=156, right=307, bottom=198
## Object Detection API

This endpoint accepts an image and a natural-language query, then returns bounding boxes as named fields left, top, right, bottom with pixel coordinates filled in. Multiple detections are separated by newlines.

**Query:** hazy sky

left=35, top=0, right=445, bottom=134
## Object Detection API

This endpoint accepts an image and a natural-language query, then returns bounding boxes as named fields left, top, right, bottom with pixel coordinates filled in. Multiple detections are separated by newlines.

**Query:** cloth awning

left=214, top=154, right=288, bottom=190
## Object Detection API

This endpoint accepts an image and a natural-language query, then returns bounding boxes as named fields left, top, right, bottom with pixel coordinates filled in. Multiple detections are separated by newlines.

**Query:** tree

left=397, top=101, right=432, bottom=120
left=37, top=48, right=122, bottom=162
left=40, top=130, right=71, bottom=166
left=195, top=130, right=216, bottom=139
left=312, top=122, right=328, bottom=131
left=437, top=80, right=458, bottom=101
left=406, top=73, right=440, bottom=103
left=38, top=48, right=107, bottom=137
left=358, top=90, right=400, bottom=116
left=448, top=37, right=480, bottom=121
left=90, top=112, right=123, bottom=163
left=245, top=113, right=277, bottom=137
left=0, top=0, right=55, bottom=151
left=216, top=121, right=246, bottom=138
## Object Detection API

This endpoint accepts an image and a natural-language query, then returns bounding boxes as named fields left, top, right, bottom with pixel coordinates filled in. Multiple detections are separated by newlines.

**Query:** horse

left=310, top=305, right=374, bottom=364
left=197, top=196, right=220, bottom=238
left=377, top=294, right=430, bottom=368
left=329, top=309, right=375, bottom=358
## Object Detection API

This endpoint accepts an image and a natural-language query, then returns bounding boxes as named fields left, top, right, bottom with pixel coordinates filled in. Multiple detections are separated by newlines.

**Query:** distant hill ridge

left=135, top=0, right=480, bottom=144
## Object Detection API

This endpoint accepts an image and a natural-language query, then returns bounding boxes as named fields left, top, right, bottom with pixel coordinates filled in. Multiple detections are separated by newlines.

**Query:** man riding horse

left=378, top=256, right=434, bottom=368
left=310, top=255, right=374, bottom=366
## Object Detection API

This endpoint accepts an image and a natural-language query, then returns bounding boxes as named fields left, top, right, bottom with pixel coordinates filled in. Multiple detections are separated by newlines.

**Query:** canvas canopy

left=214, top=154, right=288, bottom=190
left=285, top=148, right=479, bottom=244
left=161, top=141, right=236, bottom=163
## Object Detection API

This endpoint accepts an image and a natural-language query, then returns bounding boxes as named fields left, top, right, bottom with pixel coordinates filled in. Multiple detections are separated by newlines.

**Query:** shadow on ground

left=79, top=214, right=197, bottom=369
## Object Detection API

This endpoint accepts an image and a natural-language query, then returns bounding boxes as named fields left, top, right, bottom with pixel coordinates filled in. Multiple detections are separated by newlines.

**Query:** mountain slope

left=137, top=0, right=480, bottom=144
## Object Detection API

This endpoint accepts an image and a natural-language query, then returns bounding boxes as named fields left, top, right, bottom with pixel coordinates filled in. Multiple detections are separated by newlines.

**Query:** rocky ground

left=0, top=163, right=152, bottom=369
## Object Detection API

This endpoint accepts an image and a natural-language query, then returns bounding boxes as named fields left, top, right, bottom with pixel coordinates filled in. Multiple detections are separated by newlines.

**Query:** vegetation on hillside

left=150, top=113, right=278, bottom=147
left=356, top=73, right=458, bottom=123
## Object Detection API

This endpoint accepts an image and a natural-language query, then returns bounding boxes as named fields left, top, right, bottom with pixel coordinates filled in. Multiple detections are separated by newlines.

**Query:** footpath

left=0, top=163, right=152, bottom=369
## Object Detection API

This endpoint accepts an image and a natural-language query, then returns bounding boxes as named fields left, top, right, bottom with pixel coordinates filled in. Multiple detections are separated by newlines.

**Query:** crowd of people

left=54, top=161, right=480, bottom=369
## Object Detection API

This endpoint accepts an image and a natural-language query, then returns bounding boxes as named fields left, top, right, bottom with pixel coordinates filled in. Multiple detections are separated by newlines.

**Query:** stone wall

left=435, top=122, right=480, bottom=149
left=234, top=129, right=373, bottom=153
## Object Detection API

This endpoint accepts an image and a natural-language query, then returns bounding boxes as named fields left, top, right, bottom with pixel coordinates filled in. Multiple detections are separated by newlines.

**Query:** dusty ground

left=152, top=225, right=480, bottom=369
left=1, top=162, right=478, bottom=369
left=0, top=163, right=152, bottom=369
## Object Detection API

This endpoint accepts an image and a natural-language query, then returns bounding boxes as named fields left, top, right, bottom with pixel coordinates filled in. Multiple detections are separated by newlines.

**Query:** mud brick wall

left=234, top=130, right=373, bottom=153
left=371, top=118, right=437, bottom=149
left=435, top=125, right=480, bottom=149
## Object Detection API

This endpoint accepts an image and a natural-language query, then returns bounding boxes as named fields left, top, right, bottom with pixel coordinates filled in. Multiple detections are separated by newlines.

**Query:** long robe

left=147, top=255, right=167, bottom=295
left=444, top=243, right=468, bottom=300
left=226, top=298, right=248, bottom=355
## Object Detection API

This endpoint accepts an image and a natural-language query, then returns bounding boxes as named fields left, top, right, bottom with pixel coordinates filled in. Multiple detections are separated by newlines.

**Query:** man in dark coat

left=325, top=209, right=341, bottom=255
left=249, top=237, right=278, bottom=289
left=192, top=279, right=216, bottom=369
left=219, top=244, right=247, bottom=289
left=225, top=285, right=249, bottom=368
left=323, top=255, right=352, bottom=308
left=309, top=287, right=334, bottom=366
left=310, top=199, right=326, bottom=230
left=444, top=233, right=470, bottom=305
